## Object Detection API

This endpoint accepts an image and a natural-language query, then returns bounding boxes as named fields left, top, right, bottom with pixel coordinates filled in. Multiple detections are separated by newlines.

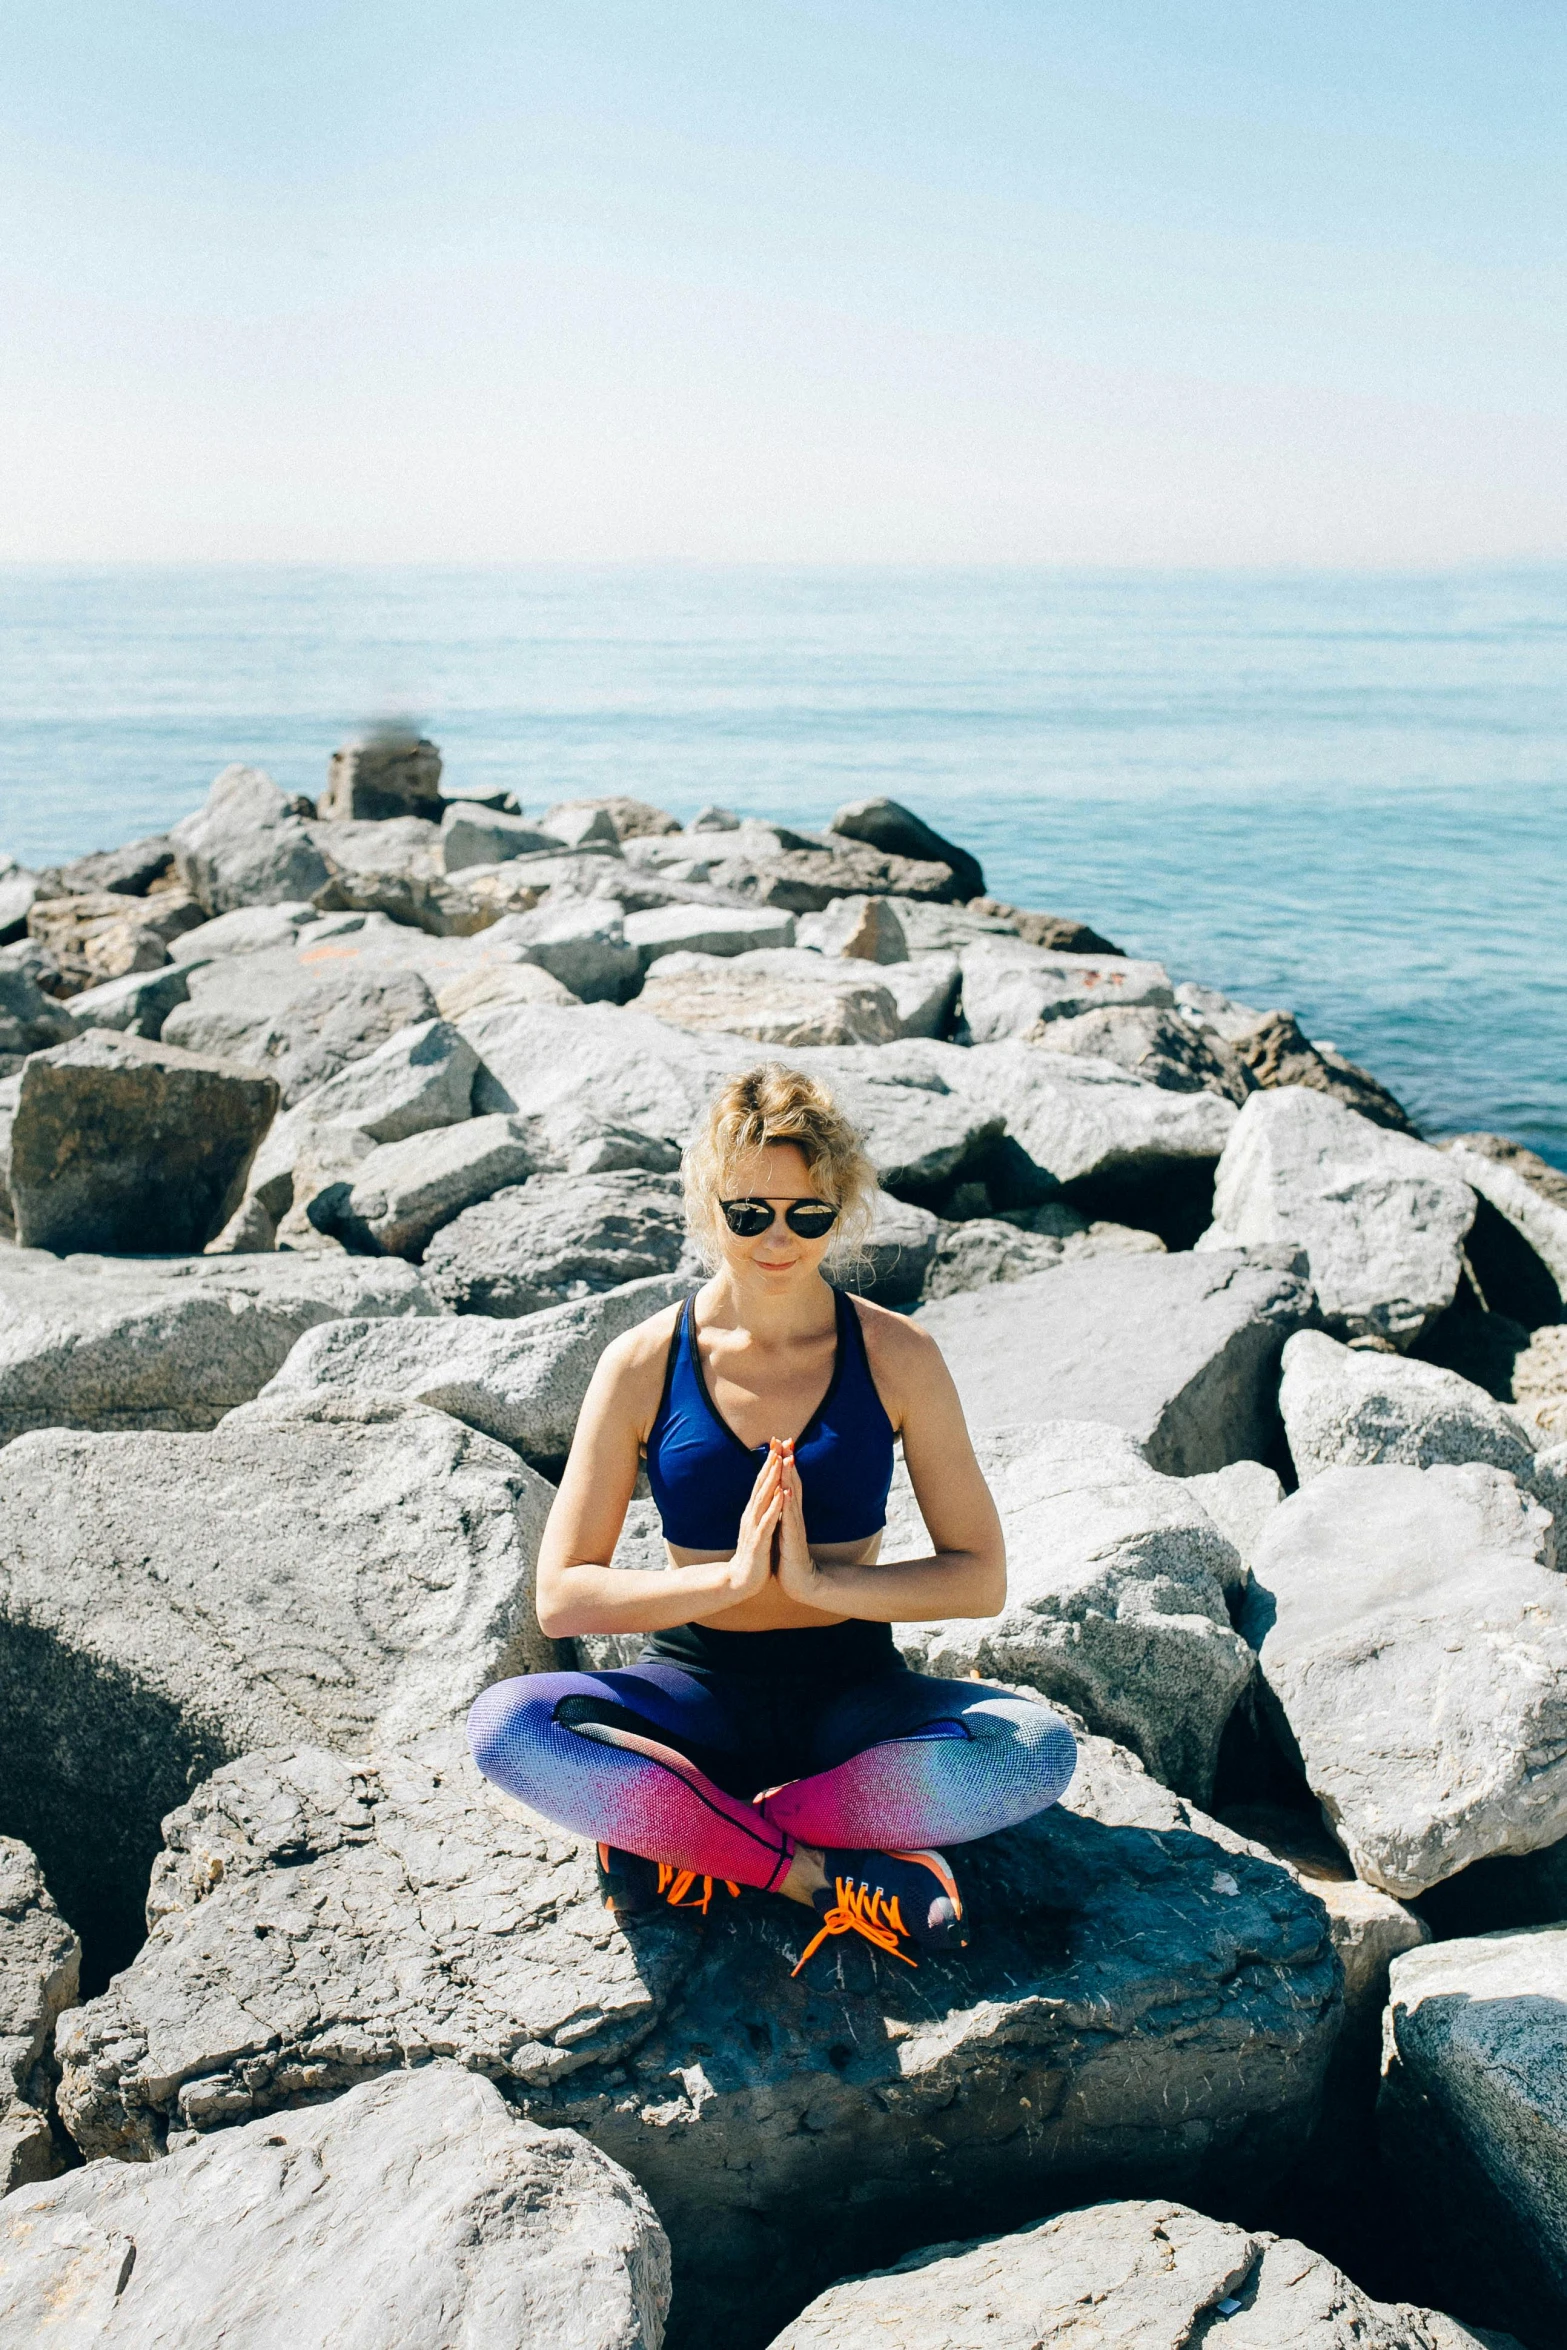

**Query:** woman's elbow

left=973, top=1550, right=1007, bottom=1617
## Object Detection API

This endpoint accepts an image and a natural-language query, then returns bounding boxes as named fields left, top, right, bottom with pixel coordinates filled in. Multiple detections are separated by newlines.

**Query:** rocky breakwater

left=0, top=750, right=1561, bottom=2346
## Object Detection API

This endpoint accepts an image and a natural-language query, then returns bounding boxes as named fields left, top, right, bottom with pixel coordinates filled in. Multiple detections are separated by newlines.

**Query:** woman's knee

left=467, top=1673, right=574, bottom=1792
left=964, top=1694, right=1078, bottom=1806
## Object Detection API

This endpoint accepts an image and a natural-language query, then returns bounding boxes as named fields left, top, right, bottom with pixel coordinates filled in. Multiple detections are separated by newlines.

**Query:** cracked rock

left=0, top=1838, right=80, bottom=2194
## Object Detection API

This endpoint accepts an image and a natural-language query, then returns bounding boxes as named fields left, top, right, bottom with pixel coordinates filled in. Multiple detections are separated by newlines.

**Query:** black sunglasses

left=720, top=1196, right=841, bottom=1240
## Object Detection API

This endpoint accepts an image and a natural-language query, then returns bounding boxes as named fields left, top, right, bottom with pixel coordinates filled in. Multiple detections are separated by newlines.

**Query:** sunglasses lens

left=786, top=1203, right=839, bottom=1238
left=722, top=1201, right=774, bottom=1236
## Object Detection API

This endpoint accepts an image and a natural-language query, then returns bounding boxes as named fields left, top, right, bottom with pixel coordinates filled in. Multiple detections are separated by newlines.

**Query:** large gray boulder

left=1225, top=1006, right=1419, bottom=1135
left=55, top=960, right=194, bottom=1038
left=171, top=764, right=333, bottom=913
left=1444, top=1134, right=1567, bottom=1317
left=1381, top=1926, right=1567, bottom=2346
left=334, top=1114, right=536, bottom=1256
left=1243, top=1465, right=1567, bottom=1896
left=1, top=2066, right=670, bottom=2350
left=1279, top=1329, right=1538, bottom=1483
left=421, top=1171, right=693, bottom=1316
left=1033, top=1003, right=1255, bottom=1105
left=916, top=1247, right=1316, bottom=1474
left=7, top=1030, right=278, bottom=1254
left=768, top=2198, right=1504, bottom=2350
left=53, top=1727, right=1339, bottom=2340
left=640, top=951, right=900, bottom=1045
left=623, top=902, right=795, bottom=968
left=0, top=1247, right=438, bottom=1441
left=885, top=1424, right=1252, bottom=1801
left=920, top=1208, right=1163, bottom=1304
left=259, top=1273, right=691, bottom=1465
left=703, top=831, right=963, bottom=911
left=0, top=1838, right=80, bottom=2193
left=960, top=1038, right=1239, bottom=1194
left=40, top=832, right=174, bottom=900
left=440, top=801, right=558, bottom=869
left=829, top=795, right=985, bottom=899
left=958, top=941, right=1173, bottom=1044
left=283, top=1015, right=477, bottom=1143
left=835, top=1189, right=939, bottom=1308
left=0, top=956, right=75, bottom=1058
left=1201, top=1089, right=1476, bottom=1347
left=165, top=951, right=440, bottom=1104
left=1183, top=1456, right=1283, bottom=1594
left=318, top=731, right=443, bottom=821
left=0, top=1393, right=557, bottom=1973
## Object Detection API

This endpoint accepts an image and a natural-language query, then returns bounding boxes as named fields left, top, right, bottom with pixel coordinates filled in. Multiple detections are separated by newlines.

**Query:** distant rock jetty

left=0, top=735, right=1560, bottom=2347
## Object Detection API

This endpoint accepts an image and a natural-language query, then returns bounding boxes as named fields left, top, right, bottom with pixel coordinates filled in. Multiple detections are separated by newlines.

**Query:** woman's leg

left=758, top=1674, right=1076, bottom=1853
left=466, top=1662, right=795, bottom=1892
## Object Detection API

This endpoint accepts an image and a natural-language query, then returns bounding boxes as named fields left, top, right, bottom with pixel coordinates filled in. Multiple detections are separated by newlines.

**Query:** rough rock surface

left=167, top=953, right=440, bottom=1105
left=261, top=1273, right=691, bottom=1463
left=920, top=1208, right=1162, bottom=1302
left=0, top=956, right=76, bottom=1057
left=39, top=832, right=175, bottom=900
left=0, top=1838, right=80, bottom=2193
left=960, top=1038, right=1238, bottom=1199
left=172, top=764, right=332, bottom=913
left=25, top=888, right=194, bottom=994
left=545, top=792, right=681, bottom=841
left=795, top=892, right=909, bottom=962
left=0, top=1394, right=557, bottom=1967
left=639, top=951, right=901, bottom=1046
left=1512, top=1325, right=1567, bottom=1442
left=1201, top=1089, right=1476, bottom=1347
left=623, top=903, right=795, bottom=968
left=420, top=1171, right=692, bottom=1314
left=1243, top=1465, right=1567, bottom=1896
left=969, top=898, right=1122, bottom=955
left=833, top=1189, right=939, bottom=1308
left=284, top=1015, right=477, bottom=1144
left=767, top=2197, right=1502, bottom=2350
left=884, top=1423, right=1251, bottom=1801
left=829, top=794, right=986, bottom=900
left=1217, top=1803, right=1429, bottom=2041
left=439, top=800, right=558, bottom=869
left=0, top=2065, right=671, bottom=2348
left=1381, top=1926, right=1567, bottom=2346
left=7, top=1029, right=278, bottom=1255
left=1183, top=1458, right=1283, bottom=1594
left=704, top=832, right=962, bottom=911
left=1444, top=1134, right=1567, bottom=1316
left=1227, top=1007, right=1420, bottom=1135
left=1033, top=1003, right=1255, bottom=1104
left=55, top=961, right=194, bottom=1037
left=336, top=1113, right=536, bottom=1256
left=0, top=1247, right=438, bottom=1440
left=318, top=731, right=443, bottom=821
left=916, top=1247, right=1316, bottom=1475
left=959, top=942, right=1174, bottom=1043
left=433, top=958, right=581, bottom=1021
left=1278, top=1328, right=1538, bottom=1484
left=54, top=1728, right=1340, bottom=2341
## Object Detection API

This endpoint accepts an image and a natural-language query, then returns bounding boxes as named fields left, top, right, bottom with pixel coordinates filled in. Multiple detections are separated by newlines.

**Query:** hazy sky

left=3, top=3, right=1563, bottom=565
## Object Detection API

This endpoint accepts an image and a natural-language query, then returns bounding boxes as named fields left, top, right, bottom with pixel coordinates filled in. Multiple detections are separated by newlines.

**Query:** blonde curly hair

left=683, top=1063, right=878, bottom=1272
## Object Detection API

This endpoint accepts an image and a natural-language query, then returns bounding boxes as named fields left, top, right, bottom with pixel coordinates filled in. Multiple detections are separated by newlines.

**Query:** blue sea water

left=2, top=564, right=1563, bottom=1163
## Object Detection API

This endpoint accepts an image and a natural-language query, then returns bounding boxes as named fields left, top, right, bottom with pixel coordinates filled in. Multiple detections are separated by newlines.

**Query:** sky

left=2, top=2, right=1564, bottom=567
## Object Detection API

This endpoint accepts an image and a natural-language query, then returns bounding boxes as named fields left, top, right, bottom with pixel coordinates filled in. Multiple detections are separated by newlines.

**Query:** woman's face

left=713, top=1141, right=837, bottom=1288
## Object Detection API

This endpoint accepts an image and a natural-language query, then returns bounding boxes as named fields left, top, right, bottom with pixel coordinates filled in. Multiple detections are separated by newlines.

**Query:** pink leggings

left=467, top=1658, right=1077, bottom=1888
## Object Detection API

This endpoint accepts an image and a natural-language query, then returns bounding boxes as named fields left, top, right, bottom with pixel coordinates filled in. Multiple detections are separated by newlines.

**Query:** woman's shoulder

left=598, top=1294, right=689, bottom=1382
left=846, top=1291, right=946, bottom=1396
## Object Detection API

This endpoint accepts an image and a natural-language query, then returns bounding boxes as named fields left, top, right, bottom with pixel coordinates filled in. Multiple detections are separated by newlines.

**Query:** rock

left=1227, top=1008, right=1419, bottom=1135
left=545, top=794, right=682, bottom=841
left=917, top=1248, right=1314, bottom=1475
left=829, top=796, right=985, bottom=899
left=53, top=1730, right=1338, bottom=2339
left=56, top=961, right=194, bottom=1038
left=1279, top=1329, right=1538, bottom=1483
left=1033, top=1004, right=1255, bottom=1105
left=1183, top=1458, right=1284, bottom=1594
left=919, top=1210, right=1163, bottom=1304
left=432, top=960, right=581, bottom=1020
left=0, top=1247, right=438, bottom=1441
left=421, top=1171, right=692, bottom=1316
left=1174, top=980, right=1270, bottom=1040
left=689, top=803, right=740, bottom=830
left=704, top=836, right=962, bottom=911
left=0, top=959, right=75, bottom=1057
left=440, top=802, right=558, bottom=871
left=484, top=899, right=639, bottom=1002
left=285, top=1017, right=477, bottom=1145
left=1381, top=1926, right=1567, bottom=2345
left=318, top=731, right=443, bottom=821
left=640, top=952, right=901, bottom=1046
left=1242, top=1465, right=1567, bottom=1896
left=171, top=764, right=333, bottom=913
left=1200, top=1090, right=1476, bottom=1348
left=167, top=898, right=322, bottom=961
left=260, top=1272, right=691, bottom=1465
left=767, top=2197, right=1501, bottom=2350
left=0, top=869, right=40, bottom=946
left=1, top=2065, right=670, bottom=2349
left=878, top=953, right=961, bottom=1039
left=830, top=1190, right=939, bottom=1308
left=0, top=1839, right=80, bottom=2193
left=310, top=812, right=446, bottom=928
left=961, top=1039, right=1238, bottom=1213
left=0, top=1393, right=557, bottom=1968
left=166, top=955, right=440, bottom=1105
left=335, top=1115, right=537, bottom=1257
left=624, top=903, right=796, bottom=969
left=966, top=898, right=1123, bottom=955
left=205, top=1193, right=279, bottom=1253
left=885, top=1423, right=1251, bottom=1801
left=24, top=891, right=176, bottom=995
left=541, top=802, right=620, bottom=847
left=1512, top=1324, right=1567, bottom=1440
left=1443, top=1134, right=1567, bottom=1318
left=890, top=899, right=1036, bottom=952
left=959, top=942, right=1174, bottom=1044
left=795, top=893, right=909, bottom=962
left=7, top=1031, right=278, bottom=1255
left=37, top=833, right=175, bottom=900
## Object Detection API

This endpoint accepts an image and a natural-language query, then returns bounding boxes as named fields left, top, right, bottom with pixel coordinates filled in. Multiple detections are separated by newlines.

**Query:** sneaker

left=791, top=1849, right=967, bottom=1976
left=597, top=1844, right=741, bottom=1921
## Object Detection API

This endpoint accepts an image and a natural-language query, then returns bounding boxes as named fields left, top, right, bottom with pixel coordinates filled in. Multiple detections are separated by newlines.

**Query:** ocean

left=2, top=564, right=1563, bottom=1164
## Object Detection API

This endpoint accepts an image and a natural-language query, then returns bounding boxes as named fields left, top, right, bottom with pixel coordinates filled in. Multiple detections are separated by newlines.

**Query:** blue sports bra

left=645, top=1289, right=896, bottom=1551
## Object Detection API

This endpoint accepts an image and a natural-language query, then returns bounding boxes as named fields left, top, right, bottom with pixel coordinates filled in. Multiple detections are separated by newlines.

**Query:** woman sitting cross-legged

left=467, top=1063, right=1077, bottom=1973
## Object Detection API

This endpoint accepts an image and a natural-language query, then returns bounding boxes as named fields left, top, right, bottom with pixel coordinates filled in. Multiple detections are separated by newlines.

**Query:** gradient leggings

left=467, top=1657, right=1078, bottom=1890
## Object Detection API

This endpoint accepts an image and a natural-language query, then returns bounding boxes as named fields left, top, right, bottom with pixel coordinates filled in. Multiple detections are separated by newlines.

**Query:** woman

left=468, top=1064, right=1076, bottom=1972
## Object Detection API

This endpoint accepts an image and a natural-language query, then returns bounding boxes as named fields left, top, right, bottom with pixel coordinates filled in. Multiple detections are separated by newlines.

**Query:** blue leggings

left=468, top=1659, right=1077, bottom=1890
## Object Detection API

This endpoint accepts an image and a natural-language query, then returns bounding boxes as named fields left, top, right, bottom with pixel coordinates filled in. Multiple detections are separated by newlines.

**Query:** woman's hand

left=774, top=1443, right=820, bottom=1605
left=723, top=1444, right=786, bottom=1605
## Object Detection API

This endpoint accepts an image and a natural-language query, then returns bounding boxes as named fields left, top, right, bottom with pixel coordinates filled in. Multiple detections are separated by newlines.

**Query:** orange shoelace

left=654, top=1864, right=741, bottom=1915
left=791, top=1875, right=919, bottom=1976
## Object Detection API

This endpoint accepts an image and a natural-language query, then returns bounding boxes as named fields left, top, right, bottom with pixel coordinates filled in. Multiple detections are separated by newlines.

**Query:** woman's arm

left=775, top=1310, right=1006, bottom=1623
left=534, top=1324, right=781, bottom=1640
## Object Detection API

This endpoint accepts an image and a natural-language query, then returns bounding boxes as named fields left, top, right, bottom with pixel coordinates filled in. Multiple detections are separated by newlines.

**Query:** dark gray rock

left=967, top=897, right=1123, bottom=955
left=172, top=764, right=333, bottom=914
left=0, top=867, right=39, bottom=947
left=0, top=957, right=75, bottom=1058
left=422, top=1171, right=692, bottom=1315
left=7, top=1030, right=278, bottom=1254
left=440, top=803, right=559, bottom=871
left=1033, top=1004, right=1256, bottom=1105
left=703, top=835, right=963, bottom=911
left=36, top=832, right=175, bottom=900
left=920, top=1209, right=1163, bottom=1302
left=0, top=1838, right=80, bottom=2193
left=4, top=2066, right=670, bottom=2349
left=333, top=1114, right=536, bottom=1257
left=1228, top=1007, right=1419, bottom=1135
left=829, top=796, right=985, bottom=899
left=318, top=732, right=443, bottom=821
left=53, top=1728, right=1340, bottom=2341
left=832, top=1190, right=939, bottom=1308
left=917, top=1247, right=1316, bottom=1474
left=55, top=961, right=194, bottom=1038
